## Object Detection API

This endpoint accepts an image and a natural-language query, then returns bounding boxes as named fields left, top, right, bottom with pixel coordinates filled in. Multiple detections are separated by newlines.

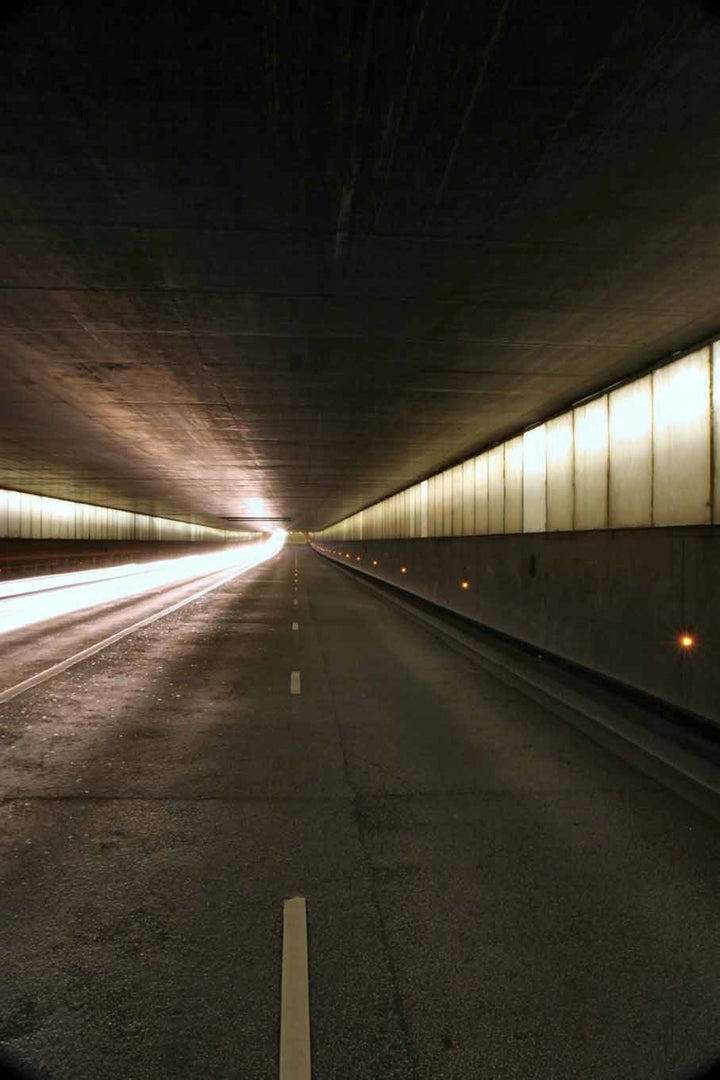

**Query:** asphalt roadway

left=1, top=544, right=720, bottom=1080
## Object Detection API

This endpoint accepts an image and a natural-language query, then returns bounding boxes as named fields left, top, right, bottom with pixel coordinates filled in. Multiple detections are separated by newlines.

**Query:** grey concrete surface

left=3, top=3, right=720, bottom=529
left=312, top=528, right=720, bottom=724
left=1, top=545, right=720, bottom=1079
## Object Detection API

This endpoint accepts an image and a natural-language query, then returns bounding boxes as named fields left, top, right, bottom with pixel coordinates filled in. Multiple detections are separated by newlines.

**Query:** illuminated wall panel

left=438, top=473, right=447, bottom=536
left=314, top=335, right=720, bottom=542
left=44, top=496, right=75, bottom=540
left=608, top=376, right=652, bottom=527
left=420, top=480, right=429, bottom=537
left=428, top=473, right=441, bottom=536
left=407, top=487, right=416, bottom=538
left=504, top=437, right=524, bottom=533
left=441, top=469, right=453, bottom=536
left=408, top=487, right=417, bottom=537
left=714, top=343, right=720, bottom=525
left=546, top=414, right=574, bottom=531
left=0, top=488, right=253, bottom=542
left=653, top=349, right=711, bottom=526
left=522, top=425, right=547, bottom=533
left=451, top=465, right=463, bottom=536
left=488, top=446, right=505, bottom=533
left=574, top=397, right=609, bottom=530
left=474, top=455, right=489, bottom=534
left=462, top=460, right=475, bottom=535
left=11, top=491, right=22, bottom=538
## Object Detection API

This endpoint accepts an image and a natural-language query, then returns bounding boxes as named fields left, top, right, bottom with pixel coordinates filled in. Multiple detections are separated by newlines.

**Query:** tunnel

left=1, top=2, right=720, bottom=1078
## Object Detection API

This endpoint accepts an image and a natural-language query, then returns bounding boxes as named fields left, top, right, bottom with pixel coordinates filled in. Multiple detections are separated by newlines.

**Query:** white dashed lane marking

left=280, top=897, right=311, bottom=1080
left=290, top=671, right=301, bottom=695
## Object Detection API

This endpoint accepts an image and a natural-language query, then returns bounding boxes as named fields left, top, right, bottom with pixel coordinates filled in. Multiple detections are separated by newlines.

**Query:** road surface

left=1, top=545, right=719, bottom=1079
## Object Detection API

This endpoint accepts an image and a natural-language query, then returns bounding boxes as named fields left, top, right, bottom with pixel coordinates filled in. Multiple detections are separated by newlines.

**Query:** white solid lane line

left=280, top=897, right=311, bottom=1080
left=290, top=671, right=301, bottom=695
left=292, top=622, right=299, bottom=631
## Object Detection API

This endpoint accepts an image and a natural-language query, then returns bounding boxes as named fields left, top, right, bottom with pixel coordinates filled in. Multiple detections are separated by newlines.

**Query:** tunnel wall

left=313, top=343, right=720, bottom=543
left=311, top=337, right=720, bottom=723
left=311, top=528, right=720, bottom=726
left=0, top=487, right=254, bottom=543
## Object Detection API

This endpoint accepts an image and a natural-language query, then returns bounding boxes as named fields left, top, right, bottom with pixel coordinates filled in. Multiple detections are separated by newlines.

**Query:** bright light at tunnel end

left=0, top=529, right=286, bottom=637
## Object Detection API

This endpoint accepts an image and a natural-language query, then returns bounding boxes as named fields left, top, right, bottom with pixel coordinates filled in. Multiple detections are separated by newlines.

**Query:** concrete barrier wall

left=311, top=528, right=720, bottom=725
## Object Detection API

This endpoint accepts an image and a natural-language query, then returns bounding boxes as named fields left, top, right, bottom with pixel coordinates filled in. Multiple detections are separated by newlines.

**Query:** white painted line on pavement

left=292, top=622, right=299, bottom=631
left=290, top=671, right=301, bottom=695
left=0, top=565, right=264, bottom=707
left=293, top=598, right=298, bottom=606
left=280, top=897, right=311, bottom=1080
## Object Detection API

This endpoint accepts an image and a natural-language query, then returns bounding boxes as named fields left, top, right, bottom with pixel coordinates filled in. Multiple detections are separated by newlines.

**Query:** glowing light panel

left=609, top=377, right=652, bottom=527
left=523, top=424, right=547, bottom=533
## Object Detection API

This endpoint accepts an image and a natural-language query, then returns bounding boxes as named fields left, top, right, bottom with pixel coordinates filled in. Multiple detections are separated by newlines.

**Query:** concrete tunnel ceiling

left=2, top=0, right=720, bottom=532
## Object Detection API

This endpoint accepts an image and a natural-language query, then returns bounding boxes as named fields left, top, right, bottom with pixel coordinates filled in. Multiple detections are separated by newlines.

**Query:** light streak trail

left=0, top=531, right=286, bottom=636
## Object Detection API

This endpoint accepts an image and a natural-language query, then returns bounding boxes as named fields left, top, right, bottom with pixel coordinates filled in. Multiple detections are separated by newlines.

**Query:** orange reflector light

left=356, top=556, right=361, bottom=561
left=461, top=580, right=470, bottom=590
left=680, top=633, right=695, bottom=649
left=372, top=559, right=378, bottom=566
left=400, top=566, right=407, bottom=574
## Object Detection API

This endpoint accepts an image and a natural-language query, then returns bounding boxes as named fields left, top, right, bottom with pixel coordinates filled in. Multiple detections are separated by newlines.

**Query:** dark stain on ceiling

left=1, top=0, right=720, bottom=528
